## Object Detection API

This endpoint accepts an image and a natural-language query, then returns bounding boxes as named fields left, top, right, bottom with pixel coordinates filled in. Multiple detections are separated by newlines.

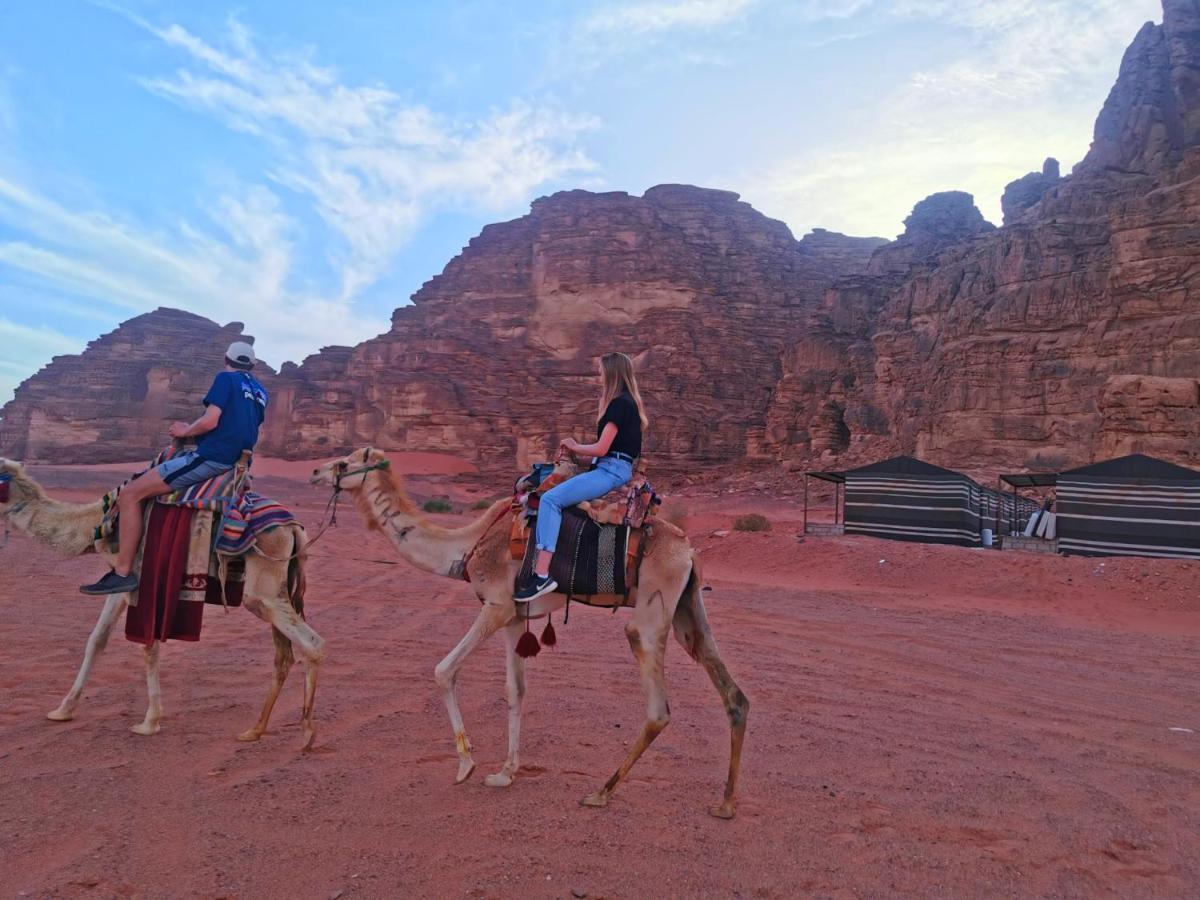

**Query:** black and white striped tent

left=843, top=456, right=983, bottom=547
left=1056, top=454, right=1200, bottom=559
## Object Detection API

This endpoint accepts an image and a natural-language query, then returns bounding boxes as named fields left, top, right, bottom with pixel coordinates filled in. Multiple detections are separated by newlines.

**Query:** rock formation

left=1000, top=158, right=1062, bottom=225
left=257, top=185, right=885, bottom=469
left=0, top=309, right=273, bottom=463
left=3, top=0, right=1199, bottom=476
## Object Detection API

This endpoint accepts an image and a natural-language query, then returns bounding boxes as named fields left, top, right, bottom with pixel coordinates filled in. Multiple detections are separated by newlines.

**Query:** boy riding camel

left=80, top=341, right=269, bottom=595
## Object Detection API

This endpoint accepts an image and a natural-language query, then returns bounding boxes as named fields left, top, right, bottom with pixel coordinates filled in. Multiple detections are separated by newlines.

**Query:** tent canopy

left=1060, top=453, right=1200, bottom=480
left=842, top=455, right=966, bottom=478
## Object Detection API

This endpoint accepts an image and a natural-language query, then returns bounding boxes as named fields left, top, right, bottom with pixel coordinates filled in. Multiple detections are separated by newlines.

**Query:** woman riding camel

left=514, top=351, right=648, bottom=602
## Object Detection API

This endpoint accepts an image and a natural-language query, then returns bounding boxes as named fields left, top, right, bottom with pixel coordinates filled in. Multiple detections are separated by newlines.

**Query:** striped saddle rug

left=515, top=507, right=641, bottom=606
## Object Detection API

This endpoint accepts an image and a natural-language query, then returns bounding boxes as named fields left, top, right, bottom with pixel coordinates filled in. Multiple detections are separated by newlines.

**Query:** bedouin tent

left=1056, top=453, right=1200, bottom=559
left=842, top=456, right=984, bottom=547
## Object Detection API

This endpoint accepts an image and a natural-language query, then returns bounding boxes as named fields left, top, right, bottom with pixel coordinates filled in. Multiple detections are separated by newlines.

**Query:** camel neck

left=355, top=471, right=504, bottom=579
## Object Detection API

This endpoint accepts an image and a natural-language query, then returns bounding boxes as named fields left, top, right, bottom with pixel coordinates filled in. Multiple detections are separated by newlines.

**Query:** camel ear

left=362, top=446, right=371, bottom=462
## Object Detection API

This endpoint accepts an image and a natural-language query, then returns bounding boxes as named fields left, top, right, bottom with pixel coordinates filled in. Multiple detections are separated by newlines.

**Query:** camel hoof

left=46, top=708, right=75, bottom=722
left=708, top=802, right=736, bottom=820
left=300, top=726, right=316, bottom=752
left=130, top=722, right=160, bottom=736
left=484, top=772, right=514, bottom=788
left=236, top=728, right=263, bottom=743
left=580, top=792, right=609, bottom=808
left=455, top=761, right=476, bottom=784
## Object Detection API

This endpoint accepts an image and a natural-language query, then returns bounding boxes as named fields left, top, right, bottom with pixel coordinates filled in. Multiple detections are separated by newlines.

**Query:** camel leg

left=581, top=597, right=675, bottom=809
left=435, top=601, right=510, bottom=784
left=47, top=593, right=130, bottom=721
left=485, top=621, right=527, bottom=788
left=236, top=627, right=293, bottom=744
left=672, top=570, right=750, bottom=819
left=689, top=635, right=749, bottom=820
left=243, top=596, right=324, bottom=750
left=131, top=641, right=163, bottom=736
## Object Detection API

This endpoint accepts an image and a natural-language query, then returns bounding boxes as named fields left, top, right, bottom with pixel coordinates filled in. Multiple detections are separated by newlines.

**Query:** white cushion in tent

left=1024, top=512, right=1040, bottom=537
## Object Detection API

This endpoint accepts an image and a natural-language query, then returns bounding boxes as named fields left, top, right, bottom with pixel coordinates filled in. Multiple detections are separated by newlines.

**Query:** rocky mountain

left=3, top=0, right=1198, bottom=475
left=0, top=309, right=274, bottom=463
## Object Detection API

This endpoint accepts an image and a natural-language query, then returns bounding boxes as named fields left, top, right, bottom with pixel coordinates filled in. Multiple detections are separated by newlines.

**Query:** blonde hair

left=597, top=352, right=649, bottom=430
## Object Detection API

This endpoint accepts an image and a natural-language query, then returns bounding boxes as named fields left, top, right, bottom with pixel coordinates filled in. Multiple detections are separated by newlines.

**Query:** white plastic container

left=981, top=528, right=994, bottom=547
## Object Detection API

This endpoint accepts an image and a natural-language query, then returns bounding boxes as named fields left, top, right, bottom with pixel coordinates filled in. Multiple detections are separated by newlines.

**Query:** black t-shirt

left=597, top=392, right=642, bottom=458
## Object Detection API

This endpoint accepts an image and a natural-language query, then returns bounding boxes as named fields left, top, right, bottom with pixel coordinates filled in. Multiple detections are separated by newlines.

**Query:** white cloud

left=741, top=0, right=1162, bottom=237
left=582, top=0, right=759, bottom=34
left=0, top=14, right=598, bottom=400
left=139, top=18, right=597, bottom=300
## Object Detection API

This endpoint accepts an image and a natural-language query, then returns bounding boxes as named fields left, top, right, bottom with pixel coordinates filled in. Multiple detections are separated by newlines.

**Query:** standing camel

left=0, top=459, right=324, bottom=749
left=311, top=447, right=748, bottom=818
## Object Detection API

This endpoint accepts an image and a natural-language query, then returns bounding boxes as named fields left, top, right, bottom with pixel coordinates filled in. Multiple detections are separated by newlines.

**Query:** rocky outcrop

left=0, top=309, right=273, bottom=463
left=258, top=185, right=885, bottom=469
left=1001, top=158, right=1063, bottom=225
left=4, top=1, right=1199, bottom=477
left=794, top=0, right=1200, bottom=473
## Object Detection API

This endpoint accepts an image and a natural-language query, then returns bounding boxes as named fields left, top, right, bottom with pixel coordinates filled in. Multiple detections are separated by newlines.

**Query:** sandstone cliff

left=3, top=0, right=1199, bottom=476
left=0, top=309, right=273, bottom=463
left=258, top=185, right=885, bottom=469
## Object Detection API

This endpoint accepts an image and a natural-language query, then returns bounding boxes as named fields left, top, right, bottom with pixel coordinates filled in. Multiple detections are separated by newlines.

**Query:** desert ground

left=1, top=457, right=1198, bottom=899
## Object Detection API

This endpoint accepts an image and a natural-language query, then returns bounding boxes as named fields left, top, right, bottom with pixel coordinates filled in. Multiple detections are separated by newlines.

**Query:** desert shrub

left=470, top=495, right=507, bottom=510
left=733, top=513, right=771, bottom=533
left=423, top=498, right=454, bottom=514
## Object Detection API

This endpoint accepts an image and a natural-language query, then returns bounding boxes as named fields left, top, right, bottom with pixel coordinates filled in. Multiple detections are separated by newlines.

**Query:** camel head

left=310, top=446, right=391, bottom=492
left=0, top=458, right=44, bottom=511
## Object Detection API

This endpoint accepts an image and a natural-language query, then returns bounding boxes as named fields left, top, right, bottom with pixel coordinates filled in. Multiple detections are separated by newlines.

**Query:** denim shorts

left=156, top=450, right=233, bottom=489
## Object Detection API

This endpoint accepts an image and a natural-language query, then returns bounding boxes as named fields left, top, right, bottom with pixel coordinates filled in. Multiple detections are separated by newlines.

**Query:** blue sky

left=0, top=0, right=1162, bottom=401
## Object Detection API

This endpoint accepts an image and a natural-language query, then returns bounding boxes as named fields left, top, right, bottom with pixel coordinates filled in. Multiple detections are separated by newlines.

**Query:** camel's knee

left=646, top=712, right=670, bottom=736
left=727, top=689, right=749, bottom=728
left=434, top=661, right=455, bottom=692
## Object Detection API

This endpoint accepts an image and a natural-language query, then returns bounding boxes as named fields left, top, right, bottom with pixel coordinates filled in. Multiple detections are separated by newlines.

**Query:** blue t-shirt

left=196, top=371, right=269, bottom=465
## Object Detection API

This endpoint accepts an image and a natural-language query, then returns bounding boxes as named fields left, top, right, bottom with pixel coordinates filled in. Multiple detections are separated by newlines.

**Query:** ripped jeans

left=535, top=457, right=633, bottom=553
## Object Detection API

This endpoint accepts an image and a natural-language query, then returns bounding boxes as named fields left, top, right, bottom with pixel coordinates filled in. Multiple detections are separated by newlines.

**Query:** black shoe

left=514, top=572, right=557, bottom=602
left=80, top=570, right=139, bottom=595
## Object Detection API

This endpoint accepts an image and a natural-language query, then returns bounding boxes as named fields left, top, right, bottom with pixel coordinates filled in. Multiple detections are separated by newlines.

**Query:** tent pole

left=835, top=480, right=841, bottom=526
left=803, top=474, right=809, bottom=534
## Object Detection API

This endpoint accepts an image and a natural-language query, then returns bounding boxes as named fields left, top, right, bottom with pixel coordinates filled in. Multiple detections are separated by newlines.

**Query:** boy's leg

left=113, top=470, right=171, bottom=575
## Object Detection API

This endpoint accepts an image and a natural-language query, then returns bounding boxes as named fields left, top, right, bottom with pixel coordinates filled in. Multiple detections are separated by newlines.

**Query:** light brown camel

left=311, top=447, right=749, bottom=818
left=0, top=459, right=324, bottom=749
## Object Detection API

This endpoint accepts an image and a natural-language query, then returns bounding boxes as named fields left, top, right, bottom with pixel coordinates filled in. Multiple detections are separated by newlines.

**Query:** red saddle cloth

left=124, top=505, right=244, bottom=646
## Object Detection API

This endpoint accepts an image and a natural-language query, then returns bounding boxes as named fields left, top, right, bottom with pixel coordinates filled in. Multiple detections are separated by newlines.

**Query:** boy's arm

left=169, top=405, right=222, bottom=439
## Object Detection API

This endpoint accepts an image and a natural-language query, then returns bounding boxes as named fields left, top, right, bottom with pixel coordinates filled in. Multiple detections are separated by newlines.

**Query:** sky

left=0, top=0, right=1164, bottom=401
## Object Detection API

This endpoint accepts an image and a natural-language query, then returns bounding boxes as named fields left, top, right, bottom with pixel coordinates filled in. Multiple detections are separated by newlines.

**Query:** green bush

left=423, top=498, right=454, bottom=514
left=733, top=513, right=771, bottom=533
left=471, top=497, right=501, bottom=510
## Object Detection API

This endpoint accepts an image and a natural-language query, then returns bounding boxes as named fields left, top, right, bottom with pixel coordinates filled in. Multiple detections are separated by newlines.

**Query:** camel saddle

left=507, top=463, right=661, bottom=607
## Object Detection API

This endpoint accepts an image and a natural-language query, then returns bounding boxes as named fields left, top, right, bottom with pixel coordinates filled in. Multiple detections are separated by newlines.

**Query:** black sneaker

left=80, top=570, right=139, bottom=595
left=514, top=572, right=557, bottom=602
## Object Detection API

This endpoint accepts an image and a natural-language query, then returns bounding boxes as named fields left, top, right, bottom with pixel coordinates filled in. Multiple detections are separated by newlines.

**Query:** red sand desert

left=2, top=460, right=1198, bottom=898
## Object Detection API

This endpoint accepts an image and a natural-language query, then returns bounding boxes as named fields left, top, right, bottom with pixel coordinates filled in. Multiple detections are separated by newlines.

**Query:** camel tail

left=671, top=552, right=710, bottom=661
left=287, top=526, right=307, bottom=619
left=272, top=527, right=307, bottom=670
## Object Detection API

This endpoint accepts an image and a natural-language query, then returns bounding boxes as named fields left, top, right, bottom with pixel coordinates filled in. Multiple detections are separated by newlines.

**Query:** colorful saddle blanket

left=516, top=507, right=633, bottom=602
left=94, top=445, right=251, bottom=545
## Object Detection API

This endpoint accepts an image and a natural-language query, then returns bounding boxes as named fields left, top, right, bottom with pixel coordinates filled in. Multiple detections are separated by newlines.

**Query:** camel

left=311, top=447, right=749, bottom=818
left=0, top=458, right=324, bottom=749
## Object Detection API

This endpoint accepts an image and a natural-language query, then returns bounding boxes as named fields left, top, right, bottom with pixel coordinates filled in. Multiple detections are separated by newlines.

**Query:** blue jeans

left=536, top=457, right=633, bottom=553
